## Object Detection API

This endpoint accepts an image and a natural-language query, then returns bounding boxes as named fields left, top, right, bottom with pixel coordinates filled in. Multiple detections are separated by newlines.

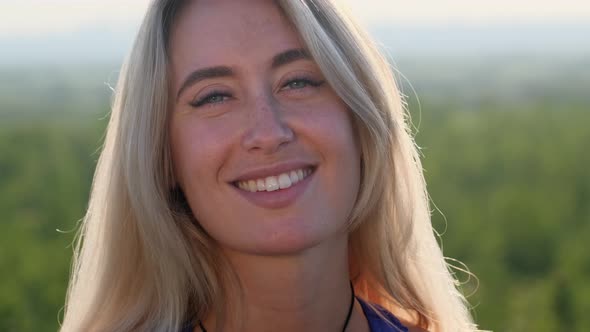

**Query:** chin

left=227, top=227, right=333, bottom=257
left=253, top=238, right=323, bottom=256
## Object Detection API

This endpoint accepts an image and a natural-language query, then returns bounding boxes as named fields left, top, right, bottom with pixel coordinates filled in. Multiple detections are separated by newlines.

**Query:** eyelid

left=278, top=73, right=325, bottom=91
left=190, top=89, right=232, bottom=107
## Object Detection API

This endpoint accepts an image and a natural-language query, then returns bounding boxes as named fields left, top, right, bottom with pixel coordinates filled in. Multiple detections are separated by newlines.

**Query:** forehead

left=169, top=0, right=304, bottom=71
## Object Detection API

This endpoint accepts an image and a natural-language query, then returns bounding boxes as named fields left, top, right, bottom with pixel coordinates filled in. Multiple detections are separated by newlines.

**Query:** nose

left=241, top=94, right=294, bottom=154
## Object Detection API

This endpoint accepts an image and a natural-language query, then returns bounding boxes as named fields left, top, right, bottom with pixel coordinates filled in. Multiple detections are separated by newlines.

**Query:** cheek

left=169, top=116, right=236, bottom=188
left=297, top=101, right=362, bottom=201
left=299, top=102, right=360, bottom=161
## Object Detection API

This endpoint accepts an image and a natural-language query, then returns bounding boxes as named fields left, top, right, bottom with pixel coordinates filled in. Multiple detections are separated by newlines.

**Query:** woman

left=60, top=0, right=477, bottom=331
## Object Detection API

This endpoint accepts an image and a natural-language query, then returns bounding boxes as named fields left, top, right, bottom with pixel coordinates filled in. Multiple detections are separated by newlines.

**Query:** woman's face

left=169, top=0, right=361, bottom=255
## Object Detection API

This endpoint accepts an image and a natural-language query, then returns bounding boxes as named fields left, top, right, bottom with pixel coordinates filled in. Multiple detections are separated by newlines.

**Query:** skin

left=168, top=0, right=369, bottom=331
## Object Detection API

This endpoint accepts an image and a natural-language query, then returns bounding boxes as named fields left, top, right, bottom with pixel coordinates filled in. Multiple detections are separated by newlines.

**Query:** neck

left=201, top=233, right=368, bottom=332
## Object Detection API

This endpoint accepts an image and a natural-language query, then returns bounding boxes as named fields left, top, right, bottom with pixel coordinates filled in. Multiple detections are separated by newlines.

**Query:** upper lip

left=229, top=160, right=317, bottom=183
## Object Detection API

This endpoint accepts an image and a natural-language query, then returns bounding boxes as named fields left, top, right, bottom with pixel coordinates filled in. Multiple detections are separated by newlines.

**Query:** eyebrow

left=176, top=66, right=233, bottom=101
left=271, top=48, right=311, bottom=69
left=175, top=48, right=311, bottom=102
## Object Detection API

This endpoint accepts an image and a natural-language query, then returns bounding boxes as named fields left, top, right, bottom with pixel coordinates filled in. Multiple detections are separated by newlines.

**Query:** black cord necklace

left=198, top=282, right=355, bottom=332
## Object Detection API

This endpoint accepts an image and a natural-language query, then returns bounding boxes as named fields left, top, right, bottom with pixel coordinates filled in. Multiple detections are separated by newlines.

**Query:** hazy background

left=1, top=1, right=589, bottom=331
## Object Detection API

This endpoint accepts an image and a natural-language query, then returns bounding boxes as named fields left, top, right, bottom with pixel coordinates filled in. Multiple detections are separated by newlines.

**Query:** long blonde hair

left=60, top=0, right=477, bottom=331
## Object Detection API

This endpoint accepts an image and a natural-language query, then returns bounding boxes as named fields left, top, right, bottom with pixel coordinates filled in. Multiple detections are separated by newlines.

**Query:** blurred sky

left=3, top=0, right=590, bottom=37
left=1, top=0, right=590, bottom=64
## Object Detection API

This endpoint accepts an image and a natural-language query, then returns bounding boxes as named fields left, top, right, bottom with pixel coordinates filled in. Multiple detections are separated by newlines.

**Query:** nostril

left=241, top=127, right=295, bottom=153
left=241, top=108, right=295, bottom=153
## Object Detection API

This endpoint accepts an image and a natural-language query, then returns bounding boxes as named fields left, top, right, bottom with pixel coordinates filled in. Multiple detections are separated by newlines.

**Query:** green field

left=1, top=57, right=588, bottom=331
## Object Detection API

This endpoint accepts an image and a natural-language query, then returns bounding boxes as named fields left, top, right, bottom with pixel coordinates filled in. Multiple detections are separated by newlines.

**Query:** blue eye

left=286, top=80, right=308, bottom=89
left=282, top=78, right=324, bottom=90
left=191, top=91, right=231, bottom=107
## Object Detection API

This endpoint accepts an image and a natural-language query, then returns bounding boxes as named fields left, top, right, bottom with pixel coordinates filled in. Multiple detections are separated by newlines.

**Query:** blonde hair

left=60, top=0, right=477, bottom=331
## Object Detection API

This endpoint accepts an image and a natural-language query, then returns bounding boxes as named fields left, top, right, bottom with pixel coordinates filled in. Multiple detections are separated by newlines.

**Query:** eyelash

left=281, top=77, right=325, bottom=90
left=190, top=90, right=232, bottom=108
left=189, top=77, right=325, bottom=108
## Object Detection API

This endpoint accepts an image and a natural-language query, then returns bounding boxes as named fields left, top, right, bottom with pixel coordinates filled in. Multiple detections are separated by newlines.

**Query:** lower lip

left=232, top=170, right=315, bottom=209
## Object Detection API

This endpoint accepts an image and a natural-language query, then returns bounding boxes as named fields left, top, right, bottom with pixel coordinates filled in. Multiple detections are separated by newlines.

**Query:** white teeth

left=289, top=170, right=299, bottom=184
left=278, top=173, right=292, bottom=189
left=235, top=167, right=313, bottom=192
left=265, top=176, right=279, bottom=192
left=257, top=179, right=266, bottom=191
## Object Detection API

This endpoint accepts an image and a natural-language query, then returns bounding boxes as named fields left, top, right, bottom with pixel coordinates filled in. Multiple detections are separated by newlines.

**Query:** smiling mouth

left=233, top=166, right=315, bottom=193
